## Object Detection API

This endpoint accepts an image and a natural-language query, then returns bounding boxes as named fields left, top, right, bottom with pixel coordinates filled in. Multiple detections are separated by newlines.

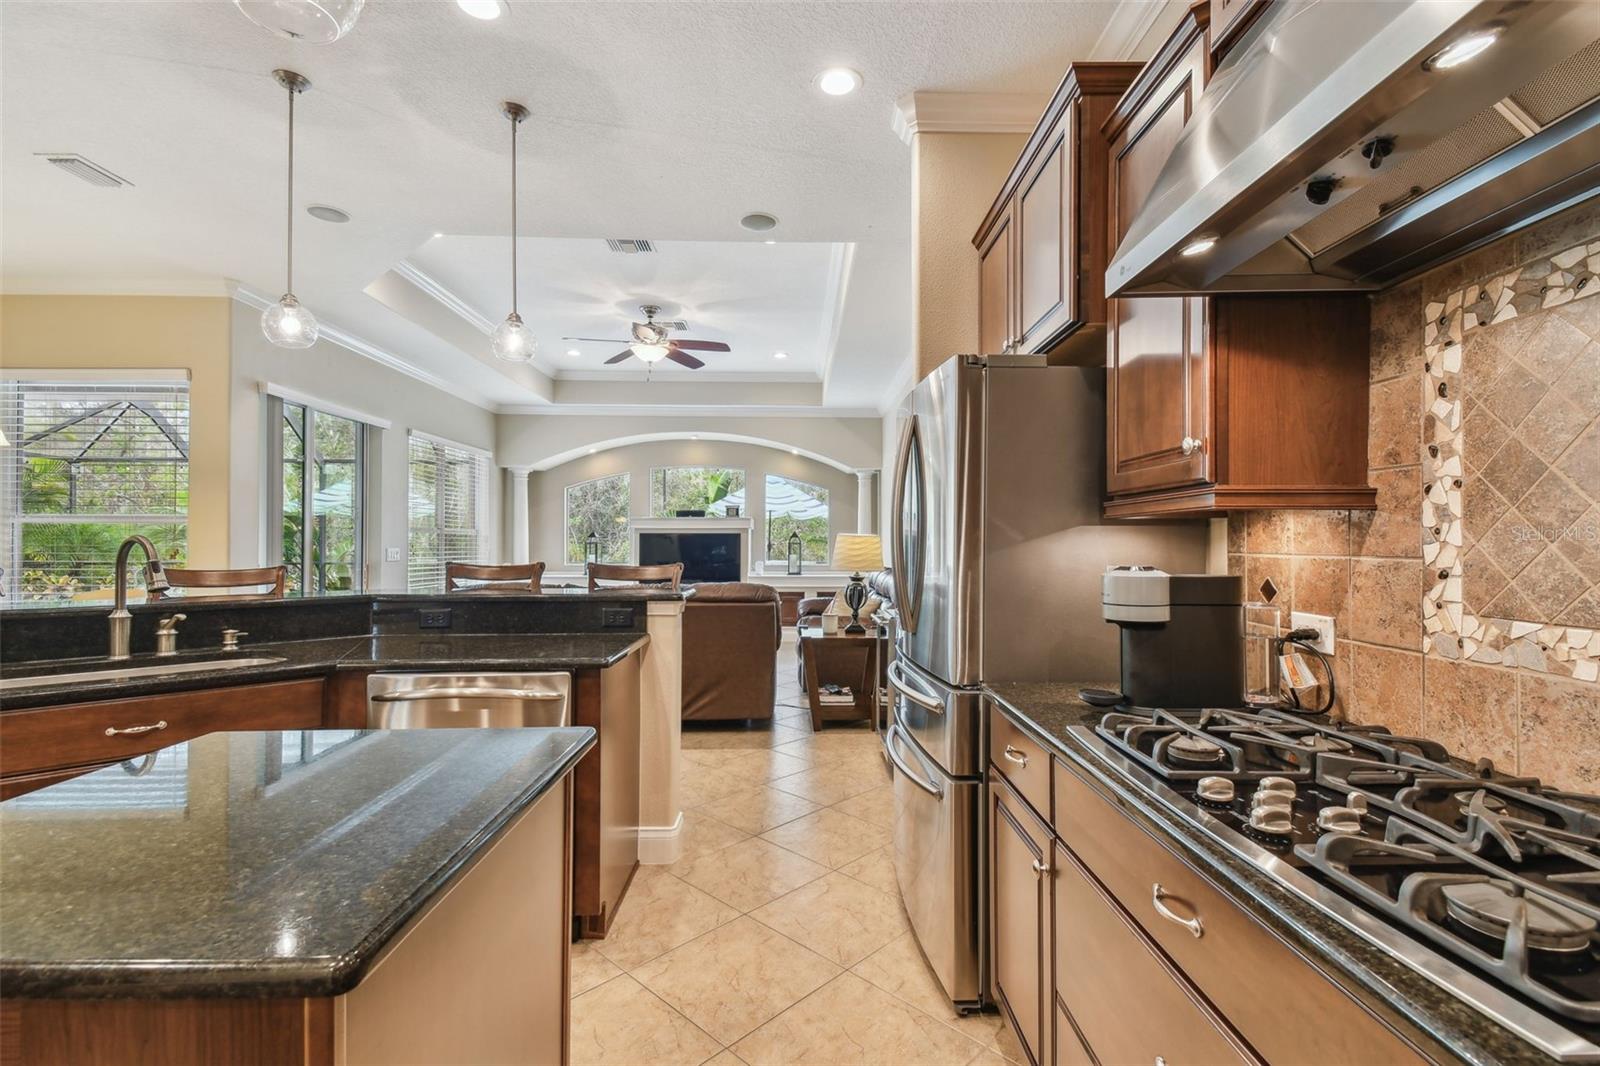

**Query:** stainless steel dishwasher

left=366, top=672, right=572, bottom=728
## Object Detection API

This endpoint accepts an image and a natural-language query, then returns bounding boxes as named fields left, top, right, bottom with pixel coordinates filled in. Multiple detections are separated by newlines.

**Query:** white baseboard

left=638, top=812, right=684, bottom=864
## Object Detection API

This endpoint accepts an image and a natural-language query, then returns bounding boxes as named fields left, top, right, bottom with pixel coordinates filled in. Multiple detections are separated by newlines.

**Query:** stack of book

left=817, top=684, right=854, bottom=706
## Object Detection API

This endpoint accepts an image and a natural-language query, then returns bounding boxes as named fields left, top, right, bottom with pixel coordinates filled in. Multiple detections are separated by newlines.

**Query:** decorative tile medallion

left=1421, top=236, right=1600, bottom=684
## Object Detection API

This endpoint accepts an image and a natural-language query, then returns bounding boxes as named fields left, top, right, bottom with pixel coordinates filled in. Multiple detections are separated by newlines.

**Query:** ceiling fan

left=563, top=304, right=731, bottom=369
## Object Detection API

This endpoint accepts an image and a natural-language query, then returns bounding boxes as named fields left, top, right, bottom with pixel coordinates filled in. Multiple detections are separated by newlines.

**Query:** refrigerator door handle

left=890, top=415, right=922, bottom=635
left=887, top=723, right=943, bottom=798
left=888, top=661, right=943, bottom=713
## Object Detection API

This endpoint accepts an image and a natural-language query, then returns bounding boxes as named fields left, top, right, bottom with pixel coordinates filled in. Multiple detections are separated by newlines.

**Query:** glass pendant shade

left=491, top=312, right=536, bottom=363
left=233, top=0, right=364, bottom=43
left=262, top=294, right=319, bottom=349
left=632, top=343, right=670, bottom=364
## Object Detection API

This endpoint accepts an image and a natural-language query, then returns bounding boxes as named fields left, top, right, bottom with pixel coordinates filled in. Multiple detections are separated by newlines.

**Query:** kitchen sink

left=0, top=657, right=286, bottom=692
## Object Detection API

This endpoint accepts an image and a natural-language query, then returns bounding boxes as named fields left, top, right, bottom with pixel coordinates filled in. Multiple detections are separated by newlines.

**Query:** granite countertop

left=0, top=726, right=595, bottom=999
left=0, top=632, right=649, bottom=711
left=985, top=682, right=1568, bottom=1066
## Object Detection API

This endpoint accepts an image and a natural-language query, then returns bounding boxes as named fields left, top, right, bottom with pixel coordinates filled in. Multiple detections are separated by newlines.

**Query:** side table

left=797, top=622, right=878, bottom=731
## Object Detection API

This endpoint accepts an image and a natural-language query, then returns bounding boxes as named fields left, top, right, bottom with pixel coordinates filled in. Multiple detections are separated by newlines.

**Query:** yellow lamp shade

left=831, top=533, right=883, bottom=573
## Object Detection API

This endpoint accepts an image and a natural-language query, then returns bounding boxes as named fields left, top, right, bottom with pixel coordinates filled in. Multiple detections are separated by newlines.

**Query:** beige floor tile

left=731, top=972, right=985, bottom=1066
left=829, top=784, right=895, bottom=828
left=695, top=784, right=822, bottom=835
left=769, top=724, right=813, bottom=747
left=837, top=844, right=899, bottom=896
left=769, top=738, right=825, bottom=765
left=676, top=836, right=829, bottom=912
left=596, top=867, right=741, bottom=970
left=703, top=1052, right=750, bottom=1066
left=571, top=938, right=623, bottom=997
left=964, top=1051, right=1013, bottom=1066
left=684, top=760, right=762, bottom=804
left=749, top=870, right=910, bottom=967
left=633, top=917, right=842, bottom=1046
left=723, top=748, right=812, bottom=783
left=684, top=727, right=782, bottom=751
left=851, top=934, right=1008, bottom=1050
left=677, top=809, right=753, bottom=865
left=571, top=973, right=724, bottom=1066
left=770, top=763, right=879, bottom=806
left=760, top=807, right=891, bottom=868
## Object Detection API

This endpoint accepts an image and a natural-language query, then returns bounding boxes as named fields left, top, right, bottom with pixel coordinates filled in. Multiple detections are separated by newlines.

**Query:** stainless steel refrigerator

left=884, top=354, right=1206, bottom=1010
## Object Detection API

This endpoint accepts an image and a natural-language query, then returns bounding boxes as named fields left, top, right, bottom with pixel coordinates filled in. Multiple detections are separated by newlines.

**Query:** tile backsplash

left=1227, top=200, right=1600, bottom=791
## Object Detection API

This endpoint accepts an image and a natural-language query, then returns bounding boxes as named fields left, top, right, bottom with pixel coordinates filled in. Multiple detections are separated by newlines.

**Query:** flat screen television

left=638, top=531, right=741, bottom=583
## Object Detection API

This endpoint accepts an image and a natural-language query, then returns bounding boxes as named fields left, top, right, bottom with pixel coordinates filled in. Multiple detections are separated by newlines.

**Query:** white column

left=507, top=467, right=531, bottom=565
left=638, top=599, right=685, bottom=864
left=855, top=469, right=878, bottom=534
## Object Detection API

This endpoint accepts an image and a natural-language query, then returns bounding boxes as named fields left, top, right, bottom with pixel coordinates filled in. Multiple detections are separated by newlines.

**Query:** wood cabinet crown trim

left=971, top=62, right=1142, bottom=249
left=1102, top=0, right=1212, bottom=141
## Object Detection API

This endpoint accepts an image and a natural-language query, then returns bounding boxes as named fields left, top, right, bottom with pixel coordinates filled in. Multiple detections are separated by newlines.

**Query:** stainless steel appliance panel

left=886, top=720, right=985, bottom=1009
left=887, top=654, right=985, bottom=778
left=366, top=672, right=572, bottom=728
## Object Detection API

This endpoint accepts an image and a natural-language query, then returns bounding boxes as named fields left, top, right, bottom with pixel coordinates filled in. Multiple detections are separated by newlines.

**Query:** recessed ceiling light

left=740, top=212, right=778, bottom=232
left=456, top=0, right=507, bottom=20
left=763, top=239, right=777, bottom=245
left=306, top=204, right=350, bottom=223
left=773, top=351, right=789, bottom=360
left=566, top=348, right=580, bottom=357
left=815, top=67, right=863, bottom=96
left=432, top=231, right=444, bottom=239
left=1180, top=235, right=1217, bottom=257
left=1425, top=26, right=1501, bottom=70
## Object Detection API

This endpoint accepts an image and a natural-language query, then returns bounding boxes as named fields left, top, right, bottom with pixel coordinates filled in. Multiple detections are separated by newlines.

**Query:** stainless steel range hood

left=1105, top=0, right=1600, bottom=297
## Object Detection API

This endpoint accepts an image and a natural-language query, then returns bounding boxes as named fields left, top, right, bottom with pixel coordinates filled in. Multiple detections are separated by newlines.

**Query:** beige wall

left=910, top=131, right=1026, bottom=381
left=0, top=295, right=233, bottom=567
left=528, top=438, right=861, bottom=571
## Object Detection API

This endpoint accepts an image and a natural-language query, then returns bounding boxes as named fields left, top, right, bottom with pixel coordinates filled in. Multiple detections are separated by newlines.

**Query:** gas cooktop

left=1088, top=706, right=1600, bottom=1062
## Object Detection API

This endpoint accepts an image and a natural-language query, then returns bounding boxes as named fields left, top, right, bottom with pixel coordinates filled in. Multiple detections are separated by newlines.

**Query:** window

left=650, top=466, right=745, bottom=518
left=764, top=475, right=829, bottom=564
left=565, top=473, right=630, bottom=565
left=1, top=379, right=189, bottom=604
left=275, top=402, right=365, bottom=595
left=407, top=434, right=488, bottom=592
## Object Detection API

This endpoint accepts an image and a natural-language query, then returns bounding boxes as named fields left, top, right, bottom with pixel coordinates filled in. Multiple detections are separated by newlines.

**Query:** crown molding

left=1091, top=0, right=1183, bottom=60
left=498, top=403, right=883, bottom=419
left=392, top=259, right=495, bottom=334
left=891, top=92, right=1047, bottom=145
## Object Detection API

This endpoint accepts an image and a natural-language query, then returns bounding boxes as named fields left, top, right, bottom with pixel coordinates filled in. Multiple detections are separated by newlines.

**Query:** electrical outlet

left=1290, top=611, right=1335, bottom=654
left=385, top=547, right=402, bottom=562
left=419, top=608, right=452, bottom=629
left=602, top=607, right=634, bottom=628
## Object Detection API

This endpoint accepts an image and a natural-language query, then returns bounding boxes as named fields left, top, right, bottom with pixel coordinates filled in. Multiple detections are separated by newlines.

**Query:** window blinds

left=0, top=379, right=190, bottom=604
left=407, top=433, right=488, bottom=592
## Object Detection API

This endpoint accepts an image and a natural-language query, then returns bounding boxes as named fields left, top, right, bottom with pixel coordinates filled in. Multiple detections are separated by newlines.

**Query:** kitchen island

left=0, top=726, right=594, bottom=1065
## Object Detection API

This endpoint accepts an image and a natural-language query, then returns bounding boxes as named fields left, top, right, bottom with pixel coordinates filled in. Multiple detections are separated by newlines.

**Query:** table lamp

left=831, top=533, right=883, bottom=634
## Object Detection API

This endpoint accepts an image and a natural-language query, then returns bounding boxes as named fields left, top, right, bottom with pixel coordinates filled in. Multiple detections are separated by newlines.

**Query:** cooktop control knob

left=1259, top=776, right=1296, bottom=795
left=1197, top=776, right=1235, bottom=803
left=1248, top=805, right=1293, bottom=835
left=1317, top=807, right=1363, bottom=834
left=1346, top=792, right=1369, bottom=815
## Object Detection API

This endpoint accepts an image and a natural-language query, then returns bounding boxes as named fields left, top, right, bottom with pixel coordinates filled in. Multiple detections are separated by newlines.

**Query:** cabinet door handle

left=1032, top=858, right=1051, bottom=876
left=104, top=720, right=168, bottom=737
left=1152, top=883, right=1204, bottom=938
left=1180, top=436, right=1203, bottom=456
left=1002, top=745, right=1029, bottom=768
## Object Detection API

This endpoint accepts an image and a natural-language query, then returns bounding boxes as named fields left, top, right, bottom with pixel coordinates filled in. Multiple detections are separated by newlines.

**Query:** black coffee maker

left=1095, top=566, right=1245, bottom=709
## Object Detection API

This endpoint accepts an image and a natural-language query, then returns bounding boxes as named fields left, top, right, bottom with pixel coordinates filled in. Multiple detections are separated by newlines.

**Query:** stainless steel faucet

left=108, top=535, right=170, bottom=660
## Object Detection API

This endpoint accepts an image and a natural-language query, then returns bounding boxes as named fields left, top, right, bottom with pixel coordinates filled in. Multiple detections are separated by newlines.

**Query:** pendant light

left=233, top=0, right=364, bottom=44
left=261, top=69, right=319, bottom=349
left=490, top=101, right=537, bottom=364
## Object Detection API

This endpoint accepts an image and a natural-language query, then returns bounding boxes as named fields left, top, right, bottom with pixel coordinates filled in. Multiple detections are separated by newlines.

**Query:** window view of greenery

left=650, top=466, right=744, bottom=518
left=408, top=436, right=486, bottom=592
left=280, top=404, right=363, bottom=596
left=566, top=473, right=630, bottom=565
left=2, top=382, right=189, bottom=604
left=764, top=474, right=829, bottom=564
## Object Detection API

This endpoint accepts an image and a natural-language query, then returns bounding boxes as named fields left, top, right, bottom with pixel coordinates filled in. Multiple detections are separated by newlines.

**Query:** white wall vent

left=605, top=239, right=655, bottom=254
left=37, top=153, right=133, bottom=188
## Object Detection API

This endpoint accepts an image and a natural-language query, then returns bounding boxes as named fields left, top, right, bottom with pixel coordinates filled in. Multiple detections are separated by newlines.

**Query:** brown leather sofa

left=682, top=582, right=781, bottom=721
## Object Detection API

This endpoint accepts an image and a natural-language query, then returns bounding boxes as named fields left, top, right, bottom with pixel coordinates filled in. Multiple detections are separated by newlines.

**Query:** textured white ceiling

left=0, top=0, right=1121, bottom=409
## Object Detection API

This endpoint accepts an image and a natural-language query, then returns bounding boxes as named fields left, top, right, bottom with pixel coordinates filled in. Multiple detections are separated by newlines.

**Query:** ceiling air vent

left=37, top=153, right=133, bottom=188
left=605, top=239, right=655, bottom=254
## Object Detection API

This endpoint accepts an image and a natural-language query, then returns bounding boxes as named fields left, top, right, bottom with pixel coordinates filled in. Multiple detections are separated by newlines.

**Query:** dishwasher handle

left=370, top=688, right=566, bottom=703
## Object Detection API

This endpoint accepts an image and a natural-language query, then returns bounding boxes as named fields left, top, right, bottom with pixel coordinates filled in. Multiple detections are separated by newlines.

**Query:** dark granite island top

left=985, top=681, right=1567, bottom=1066
left=0, top=726, right=595, bottom=999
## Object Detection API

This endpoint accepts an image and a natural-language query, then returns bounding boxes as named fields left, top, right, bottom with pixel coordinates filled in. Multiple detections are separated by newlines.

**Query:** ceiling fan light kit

left=491, top=100, right=538, bottom=365
left=262, top=69, right=319, bottom=350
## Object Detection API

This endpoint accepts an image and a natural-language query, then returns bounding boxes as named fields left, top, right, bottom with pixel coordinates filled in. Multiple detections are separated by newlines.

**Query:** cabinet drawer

left=1054, top=840, right=1254, bottom=1066
left=989, top=705, right=1050, bottom=821
left=1053, top=759, right=1427, bottom=1066
left=0, top=680, right=325, bottom=776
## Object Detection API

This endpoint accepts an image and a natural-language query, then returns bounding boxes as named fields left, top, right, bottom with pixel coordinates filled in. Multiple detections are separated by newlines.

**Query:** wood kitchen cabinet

left=973, top=63, right=1141, bottom=359
left=990, top=774, right=1052, bottom=1066
left=1101, top=1, right=1375, bottom=518
left=1211, top=0, right=1270, bottom=60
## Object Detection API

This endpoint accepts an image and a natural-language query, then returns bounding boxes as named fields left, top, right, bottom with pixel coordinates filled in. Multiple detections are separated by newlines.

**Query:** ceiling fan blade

left=669, top=339, right=732, bottom=352
left=666, top=349, right=705, bottom=370
left=604, top=350, right=635, bottom=365
left=562, top=337, right=630, bottom=343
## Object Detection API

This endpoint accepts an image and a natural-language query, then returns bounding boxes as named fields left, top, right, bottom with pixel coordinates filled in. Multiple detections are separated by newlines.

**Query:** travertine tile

left=595, top=867, right=741, bottom=970
left=1290, top=555, right=1350, bottom=625
left=677, top=809, right=754, bottom=866
left=1423, top=658, right=1519, bottom=769
left=1517, top=673, right=1600, bottom=790
left=633, top=917, right=841, bottom=1046
left=570, top=973, right=723, bottom=1066
left=1369, top=375, right=1421, bottom=469
left=722, top=748, right=812, bottom=783
left=1349, top=643, right=1423, bottom=736
left=761, top=807, right=891, bottom=869
left=1350, top=467, right=1422, bottom=559
left=676, top=837, right=829, bottom=913
left=829, top=784, right=895, bottom=829
left=1370, top=279, right=1423, bottom=382
left=695, top=784, right=821, bottom=836
left=571, top=939, right=622, bottom=997
left=837, top=845, right=899, bottom=896
left=1245, top=510, right=1293, bottom=554
left=1349, top=559, right=1423, bottom=649
left=851, top=933, right=1009, bottom=1051
left=703, top=1052, right=750, bottom=1066
left=750, top=871, right=910, bottom=967
left=771, top=763, right=879, bottom=806
left=731, top=972, right=984, bottom=1066
left=1291, top=510, right=1351, bottom=556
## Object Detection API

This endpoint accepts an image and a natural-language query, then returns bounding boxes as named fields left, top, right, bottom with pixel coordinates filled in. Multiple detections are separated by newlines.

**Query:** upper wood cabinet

left=1210, top=0, right=1271, bottom=61
left=973, top=63, right=1141, bottom=358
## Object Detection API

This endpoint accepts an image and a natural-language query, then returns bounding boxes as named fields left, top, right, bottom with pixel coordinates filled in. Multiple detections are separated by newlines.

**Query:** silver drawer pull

left=1152, top=883, right=1204, bottom=939
left=371, top=689, right=564, bottom=703
left=1002, top=744, right=1029, bottom=768
left=104, top=720, right=168, bottom=737
left=1031, top=858, right=1051, bottom=876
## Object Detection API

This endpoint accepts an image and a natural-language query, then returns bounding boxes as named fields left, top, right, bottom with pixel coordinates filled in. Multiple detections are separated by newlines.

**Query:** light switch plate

left=385, top=547, right=402, bottom=562
left=1290, top=611, right=1335, bottom=654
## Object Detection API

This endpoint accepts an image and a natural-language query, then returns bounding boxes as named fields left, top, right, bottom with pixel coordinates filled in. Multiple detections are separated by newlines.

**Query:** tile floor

left=570, top=640, right=1022, bottom=1066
